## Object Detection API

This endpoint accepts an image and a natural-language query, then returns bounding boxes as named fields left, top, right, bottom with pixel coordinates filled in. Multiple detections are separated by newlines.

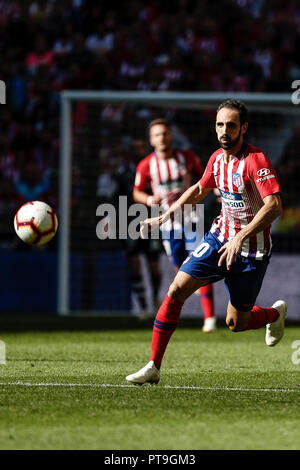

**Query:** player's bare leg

left=225, top=302, right=251, bottom=332
left=167, top=270, right=207, bottom=303
left=126, top=271, right=208, bottom=385
left=174, top=264, right=216, bottom=333
left=226, top=300, right=288, bottom=346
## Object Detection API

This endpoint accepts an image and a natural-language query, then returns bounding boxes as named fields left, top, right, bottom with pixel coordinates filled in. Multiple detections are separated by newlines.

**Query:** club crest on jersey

left=232, top=172, right=243, bottom=189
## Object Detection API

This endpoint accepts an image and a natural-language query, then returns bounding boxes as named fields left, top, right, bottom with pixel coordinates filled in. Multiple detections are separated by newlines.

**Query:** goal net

left=58, top=91, right=300, bottom=317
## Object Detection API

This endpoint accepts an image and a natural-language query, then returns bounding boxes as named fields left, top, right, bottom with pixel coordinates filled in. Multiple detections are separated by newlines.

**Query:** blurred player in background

left=126, top=99, right=287, bottom=385
left=133, top=118, right=216, bottom=333
left=116, top=137, right=162, bottom=316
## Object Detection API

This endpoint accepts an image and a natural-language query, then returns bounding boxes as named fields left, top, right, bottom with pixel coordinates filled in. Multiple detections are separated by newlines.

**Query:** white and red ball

left=14, top=201, right=58, bottom=245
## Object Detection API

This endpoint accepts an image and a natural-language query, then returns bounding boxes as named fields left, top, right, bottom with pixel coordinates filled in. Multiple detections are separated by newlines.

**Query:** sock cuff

left=166, top=294, right=184, bottom=307
left=156, top=294, right=183, bottom=324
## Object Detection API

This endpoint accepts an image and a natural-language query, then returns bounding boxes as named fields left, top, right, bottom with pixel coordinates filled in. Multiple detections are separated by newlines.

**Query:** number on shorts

left=193, top=242, right=210, bottom=258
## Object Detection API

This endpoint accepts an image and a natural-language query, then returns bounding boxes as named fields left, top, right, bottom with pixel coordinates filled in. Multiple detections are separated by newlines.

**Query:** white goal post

left=58, top=91, right=298, bottom=316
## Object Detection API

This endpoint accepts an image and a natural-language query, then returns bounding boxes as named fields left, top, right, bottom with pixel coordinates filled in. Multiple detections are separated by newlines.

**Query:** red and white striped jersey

left=134, top=149, right=204, bottom=203
left=200, top=142, right=281, bottom=259
left=134, top=149, right=204, bottom=230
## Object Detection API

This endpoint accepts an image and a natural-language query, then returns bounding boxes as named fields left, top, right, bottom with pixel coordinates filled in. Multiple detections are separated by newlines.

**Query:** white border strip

left=0, top=382, right=299, bottom=393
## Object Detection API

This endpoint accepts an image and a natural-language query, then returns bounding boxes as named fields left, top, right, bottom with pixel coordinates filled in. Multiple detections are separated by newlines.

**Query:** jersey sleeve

left=185, top=151, right=205, bottom=177
left=248, top=152, right=281, bottom=199
left=199, top=154, right=217, bottom=188
left=134, top=159, right=150, bottom=192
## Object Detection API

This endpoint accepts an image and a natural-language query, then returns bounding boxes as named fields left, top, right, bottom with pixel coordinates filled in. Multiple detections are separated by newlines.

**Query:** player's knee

left=168, top=281, right=188, bottom=304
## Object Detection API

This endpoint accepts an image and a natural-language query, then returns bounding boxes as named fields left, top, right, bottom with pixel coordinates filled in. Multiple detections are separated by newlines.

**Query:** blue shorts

left=179, top=231, right=270, bottom=311
left=161, top=226, right=203, bottom=268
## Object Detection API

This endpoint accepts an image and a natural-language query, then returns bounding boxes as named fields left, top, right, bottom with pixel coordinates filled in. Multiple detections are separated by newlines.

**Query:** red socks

left=149, top=297, right=280, bottom=368
left=150, top=294, right=183, bottom=369
left=199, top=284, right=214, bottom=319
left=245, top=305, right=279, bottom=330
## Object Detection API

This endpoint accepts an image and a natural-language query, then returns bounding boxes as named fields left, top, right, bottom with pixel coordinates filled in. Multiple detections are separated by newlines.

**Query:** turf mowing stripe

left=0, top=382, right=300, bottom=393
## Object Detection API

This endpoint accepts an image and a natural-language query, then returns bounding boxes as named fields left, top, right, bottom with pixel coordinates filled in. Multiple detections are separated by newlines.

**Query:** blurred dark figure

left=115, top=138, right=162, bottom=315
left=15, top=162, right=48, bottom=202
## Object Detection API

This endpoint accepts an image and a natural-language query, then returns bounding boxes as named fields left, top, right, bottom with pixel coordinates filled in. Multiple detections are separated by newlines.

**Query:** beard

left=219, top=128, right=241, bottom=150
left=159, top=142, right=172, bottom=152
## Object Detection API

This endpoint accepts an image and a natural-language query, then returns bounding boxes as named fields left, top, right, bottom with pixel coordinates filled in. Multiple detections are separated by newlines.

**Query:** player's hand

left=147, top=194, right=163, bottom=205
left=217, top=236, right=243, bottom=270
left=140, top=217, right=161, bottom=239
left=213, top=188, right=222, bottom=204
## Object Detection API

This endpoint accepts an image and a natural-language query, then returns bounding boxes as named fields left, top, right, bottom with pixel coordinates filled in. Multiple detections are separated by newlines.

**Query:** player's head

left=216, top=99, right=248, bottom=151
left=148, top=118, right=173, bottom=153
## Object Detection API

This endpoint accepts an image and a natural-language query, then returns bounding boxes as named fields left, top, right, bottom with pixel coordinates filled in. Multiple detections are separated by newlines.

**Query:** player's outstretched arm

left=133, top=188, right=162, bottom=206
left=218, top=193, right=282, bottom=270
left=140, top=182, right=211, bottom=238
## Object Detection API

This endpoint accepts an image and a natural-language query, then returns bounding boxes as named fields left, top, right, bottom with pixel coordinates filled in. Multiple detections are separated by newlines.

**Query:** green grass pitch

left=0, top=323, right=300, bottom=450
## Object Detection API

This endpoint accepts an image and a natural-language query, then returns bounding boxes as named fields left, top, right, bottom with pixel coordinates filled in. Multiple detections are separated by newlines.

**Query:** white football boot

left=202, top=316, right=217, bottom=333
left=265, top=300, right=288, bottom=347
left=126, top=361, right=160, bottom=385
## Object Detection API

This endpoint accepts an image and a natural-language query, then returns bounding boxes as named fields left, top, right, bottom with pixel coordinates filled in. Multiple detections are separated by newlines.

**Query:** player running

left=133, top=118, right=216, bottom=332
left=126, top=99, right=287, bottom=385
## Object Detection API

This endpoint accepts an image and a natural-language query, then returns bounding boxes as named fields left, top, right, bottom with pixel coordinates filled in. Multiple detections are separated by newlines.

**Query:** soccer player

left=126, top=99, right=287, bottom=385
left=116, top=138, right=162, bottom=315
left=133, top=118, right=216, bottom=332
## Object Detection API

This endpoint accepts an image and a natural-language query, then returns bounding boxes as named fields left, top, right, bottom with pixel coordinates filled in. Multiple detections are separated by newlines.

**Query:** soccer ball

left=14, top=201, right=58, bottom=245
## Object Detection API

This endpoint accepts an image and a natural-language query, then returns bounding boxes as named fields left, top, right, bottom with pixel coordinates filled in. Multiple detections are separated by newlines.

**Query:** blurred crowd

left=1, top=0, right=300, bottom=248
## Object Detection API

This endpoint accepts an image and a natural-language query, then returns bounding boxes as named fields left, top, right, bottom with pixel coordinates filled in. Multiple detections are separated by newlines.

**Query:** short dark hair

left=148, top=118, right=170, bottom=132
left=217, top=99, right=248, bottom=125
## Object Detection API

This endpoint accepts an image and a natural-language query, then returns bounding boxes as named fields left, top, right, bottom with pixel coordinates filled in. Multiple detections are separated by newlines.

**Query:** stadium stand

left=0, top=0, right=300, bottom=255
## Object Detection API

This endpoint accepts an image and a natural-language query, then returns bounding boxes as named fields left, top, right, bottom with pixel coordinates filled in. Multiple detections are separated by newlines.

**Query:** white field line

left=0, top=382, right=299, bottom=393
